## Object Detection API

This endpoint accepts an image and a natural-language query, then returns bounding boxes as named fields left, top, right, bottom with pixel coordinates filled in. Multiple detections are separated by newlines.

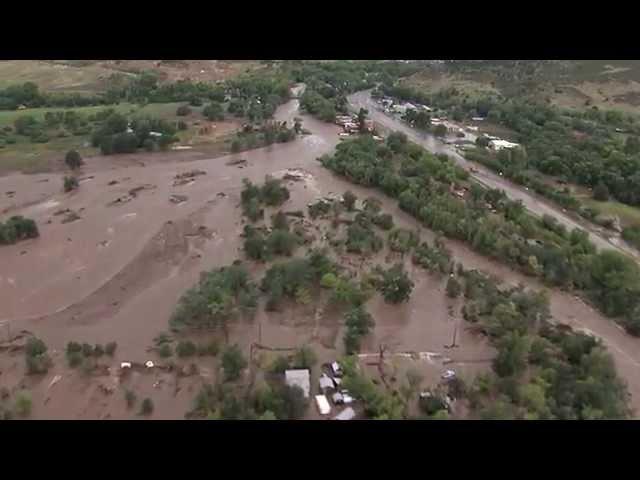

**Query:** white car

left=441, top=370, right=456, bottom=380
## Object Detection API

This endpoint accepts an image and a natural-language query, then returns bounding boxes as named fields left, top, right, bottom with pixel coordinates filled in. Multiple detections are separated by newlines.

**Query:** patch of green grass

left=580, top=196, right=640, bottom=227
left=0, top=60, right=119, bottom=93
left=0, top=104, right=131, bottom=127
left=0, top=136, right=98, bottom=173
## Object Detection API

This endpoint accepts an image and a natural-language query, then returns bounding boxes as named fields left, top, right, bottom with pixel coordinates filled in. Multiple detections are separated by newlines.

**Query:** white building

left=489, top=139, right=519, bottom=151
left=285, top=369, right=311, bottom=398
left=315, top=395, right=331, bottom=415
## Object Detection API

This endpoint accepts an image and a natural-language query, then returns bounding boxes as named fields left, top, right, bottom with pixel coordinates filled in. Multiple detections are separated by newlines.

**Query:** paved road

left=348, top=90, right=640, bottom=260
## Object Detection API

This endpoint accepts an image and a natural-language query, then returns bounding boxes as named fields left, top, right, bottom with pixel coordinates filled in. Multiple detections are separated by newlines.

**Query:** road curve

left=348, top=90, right=640, bottom=260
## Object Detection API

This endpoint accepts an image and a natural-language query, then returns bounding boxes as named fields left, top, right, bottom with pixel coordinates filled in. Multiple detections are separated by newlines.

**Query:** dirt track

left=1, top=88, right=640, bottom=418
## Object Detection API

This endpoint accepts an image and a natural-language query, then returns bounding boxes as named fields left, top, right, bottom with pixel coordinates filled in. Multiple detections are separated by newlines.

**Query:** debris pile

left=169, top=194, right=188, bottom=205
left=172, top=170, right=206, bottom=186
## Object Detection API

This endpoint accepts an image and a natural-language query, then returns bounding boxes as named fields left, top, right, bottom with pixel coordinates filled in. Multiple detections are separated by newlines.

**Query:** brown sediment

left=1, top=90, right=640, bottom=418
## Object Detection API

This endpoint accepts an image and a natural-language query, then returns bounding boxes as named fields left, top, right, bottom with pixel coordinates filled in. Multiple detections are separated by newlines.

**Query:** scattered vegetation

left=0, top=215, right=39, bottom=245
left=321, top=134, right=640, bottom=336
left=221, top=344, right=248, bottom=381
left=25, top=337, right=52, bottom=375
left=63, top=175, right=79, bottom=192
left=170, top=264, right=259, bottom=332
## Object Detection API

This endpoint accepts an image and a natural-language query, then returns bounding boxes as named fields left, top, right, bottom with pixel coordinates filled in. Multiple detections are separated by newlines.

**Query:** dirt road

left=348, top=90, right=640, bottom=260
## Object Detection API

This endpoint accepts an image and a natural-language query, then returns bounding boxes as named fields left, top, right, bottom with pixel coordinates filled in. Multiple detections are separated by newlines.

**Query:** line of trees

left=320, top=133, right=640, bottom=335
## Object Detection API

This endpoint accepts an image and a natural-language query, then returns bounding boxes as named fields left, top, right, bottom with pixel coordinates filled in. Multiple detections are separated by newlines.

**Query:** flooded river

left=1, top=85, right=640, bottom=417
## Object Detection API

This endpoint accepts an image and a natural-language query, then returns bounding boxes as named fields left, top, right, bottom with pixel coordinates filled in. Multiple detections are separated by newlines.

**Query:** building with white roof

left=488, top=139, right=520, bottom=151
left=285, top=369, right=311, bottom=398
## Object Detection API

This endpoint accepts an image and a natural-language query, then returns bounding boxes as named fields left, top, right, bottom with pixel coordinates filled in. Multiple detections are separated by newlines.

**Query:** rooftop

left=285, top=369, right=311, bottom=398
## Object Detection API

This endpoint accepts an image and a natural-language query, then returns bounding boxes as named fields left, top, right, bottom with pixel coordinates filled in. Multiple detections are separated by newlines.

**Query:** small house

left=285, top=369, right=311, bottom=398
left=488, top=139, right=519, bottom=151
left=330, top=361, right=342, bottom=377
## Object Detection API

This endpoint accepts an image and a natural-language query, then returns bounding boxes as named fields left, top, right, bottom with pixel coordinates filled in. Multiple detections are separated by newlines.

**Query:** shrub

left=65, top=150, right=83, bottom=170
left=203, top=102, right=224, bottom=121
left=373, top=213, right=394, bottom=230
left=63, top=176, right=79, bottom=192
left=93, top=344, right=104, bottom=357
left=67, top=351, right=83, bottom=368
left=593, top=182, right=610, bottom=201
left=176, top=105, right=192, bottom=116
left=176, top=340, right=197, bottom=358
left=320, top=272, right=338, bottom=289
left=446, top=276, right=462, bottom=298
left=379, top=264, right=414, bottom=304
left=105, top=341, right=117, bottom=356
left=292, top=346, right=317, bottom=369
left=231, top=138, right=242, bottom=153
left=125, top=389, right=137, bottom=409
left=158, top=343, right=173, bottom=358
left=222, top=344, right=248, bottom=381
left=270, top=356, right=291, bottom=374
left=261, top=175, right=290, bottom=206
left=14, top=392, right=32, bottom=417
left=25, top=337, right=52, bottom=375
left=139, top=398, right=154, bottom=416
left=198, top=340, right=219, bottom=356
left=344, top=306, right=374, bottom=354
left=343, top=190, right=357, bottom=211
left=82, top=343, right=93, bottom=357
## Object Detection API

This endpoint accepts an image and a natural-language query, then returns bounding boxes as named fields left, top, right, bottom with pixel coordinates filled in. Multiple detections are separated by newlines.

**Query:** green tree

left=14, top=392, right=32, bottom=417
left=344, top=305, right=374, bottom=354
left=357, top=107, right=369, bottom=132
left=203, top=102, right=224, bottom=121
left=222, top=344, right=248, bottom=381
left=125, top=389, right=137, bottom=408
left=158, top=343, right=172, bottom=358
left=343, top=190, right=357, bottom=211
left=63, top=176, right=79, bottom=192
left=379, top=264, right=414, bottom=304
left=176, top=105, right=192, bottom=116
left=593, top=182, right=610, bottom=201
left=139, top=398, right=154, bottom=416
left=446, top=276, right=462, bottom=298
left=64, top=150, right=83, bottom=170
left=176, top=340, right=197, bottom=358
left=292, top=346, right=317, bottom=369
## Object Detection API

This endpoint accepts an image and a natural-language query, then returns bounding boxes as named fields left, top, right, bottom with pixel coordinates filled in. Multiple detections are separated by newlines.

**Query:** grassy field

left=400, top=61, right=640, bottom=116
left=0, top=102, right=188, bottom=127
left=0, top=101, right=240, bottom=174
left=0, top=61, right=120, bottom=93
left=579, top=195, right=640, bottom=227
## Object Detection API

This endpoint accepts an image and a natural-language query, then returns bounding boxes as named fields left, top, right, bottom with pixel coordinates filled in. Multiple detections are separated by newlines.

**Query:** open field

left=400, top=61, right=640, bottom=115
left=0, top=60, right=264, bottom=93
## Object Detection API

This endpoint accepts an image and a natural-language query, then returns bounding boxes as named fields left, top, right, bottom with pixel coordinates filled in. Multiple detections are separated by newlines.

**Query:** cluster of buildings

left=285, top=361, right=356, bottom=420
left=335, top=114, right=374, bottom=134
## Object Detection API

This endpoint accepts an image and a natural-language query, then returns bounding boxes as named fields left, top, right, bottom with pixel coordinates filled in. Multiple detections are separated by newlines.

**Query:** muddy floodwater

left=2, top=87, right=640, bottom=418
